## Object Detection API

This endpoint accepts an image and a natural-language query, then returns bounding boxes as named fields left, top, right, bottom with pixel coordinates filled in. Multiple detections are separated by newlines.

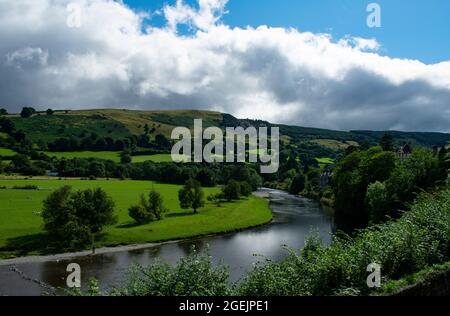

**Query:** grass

left=132, top=154, right=189, bottom=163
left=312, top=139, right=353, bottom=150
left=315, top=157, right=335, bottom=165
left=44, top=151, right=122, bottom=162
left=0, top=147, right=17, bottom=157
left=11, top=114, right=132, bottom=142
left=43, top=151, right=189, bottom=163
left=376, top=261, right=450, bottom=296
left=0, top=179, right=272, bottom=258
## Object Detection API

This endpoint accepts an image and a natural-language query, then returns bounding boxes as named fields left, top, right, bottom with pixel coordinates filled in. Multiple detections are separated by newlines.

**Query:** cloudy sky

left=0, top=0, right=449, bottom=132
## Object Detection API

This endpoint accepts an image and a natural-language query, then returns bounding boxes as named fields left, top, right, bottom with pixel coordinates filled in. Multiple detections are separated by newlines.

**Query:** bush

left=128, top=205, right=154, bottom=225
left=129, top=190, right=167, bottom=225
left=238, top=190, right=450, bottom=296
left=222, top=180, right=241, bottom=201
left=115, top=248, right=232, bottom=296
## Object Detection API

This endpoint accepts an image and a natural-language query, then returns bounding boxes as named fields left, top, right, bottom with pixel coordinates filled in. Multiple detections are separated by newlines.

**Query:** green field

left=311, top=139, right=355, bottom=150
left=44, top=151, right=122, bottom=162
left=0, top=179, right=272, bottom=258
left=315, top=157, right=335, bottom=165
left=43, top=151, right=190, bottom=163
left=0, top=148, right=17, bottom=157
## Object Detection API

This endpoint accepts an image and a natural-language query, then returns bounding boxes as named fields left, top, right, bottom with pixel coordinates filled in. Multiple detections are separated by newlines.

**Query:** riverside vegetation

left=1, top=108, right=449, bottom=295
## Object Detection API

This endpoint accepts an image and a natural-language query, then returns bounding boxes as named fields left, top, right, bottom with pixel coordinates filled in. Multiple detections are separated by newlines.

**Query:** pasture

left=0, top=179, right=271, bottom=258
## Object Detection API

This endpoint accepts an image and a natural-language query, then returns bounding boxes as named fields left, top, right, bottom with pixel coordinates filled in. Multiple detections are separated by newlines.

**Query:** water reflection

left=0, top=189, right=334, bottom=296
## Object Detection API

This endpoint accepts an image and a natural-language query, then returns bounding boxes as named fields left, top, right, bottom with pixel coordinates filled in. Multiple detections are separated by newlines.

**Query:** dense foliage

left=332, top=146, right=448, bottom=227
left=78, top=191, right=449, bottom=296
left=42, top=186, right=117, bottom=249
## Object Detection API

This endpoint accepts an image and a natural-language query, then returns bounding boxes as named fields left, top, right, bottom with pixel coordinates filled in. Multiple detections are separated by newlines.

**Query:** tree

left=46, top=108, right=54, bottom=115
left=178, top=179, right=205, bottom=214
left=42, top=186, right=116, bottom=248
left=155, top=134, right=171, bottom=149
left=289, top=173, right=306, bottom=195
left=196, top=169, right=216, bottom=187
left=222, top=180, right=241, bottom=201
left=239, top=181, right=253, bottom=197
left=120, top=152, right=132, bottom=164
left=365, top=181, right=389, bottom=224
left=379, top=133, right=394, bottom=152
left=148, top=189, right=166, bottom=220
left=20, top=107, right=36, bottom=118
left=129, top=190, right=166, bottom=224
left=332, top=147, right=396, bottom=226
left=0, top=117, right=15, bottom=134
left=69, top=188, right=116, bottom=233
left=0, top=108, right=7, bottom=115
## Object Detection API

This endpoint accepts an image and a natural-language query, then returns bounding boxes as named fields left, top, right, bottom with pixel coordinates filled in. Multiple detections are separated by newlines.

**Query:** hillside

left=5, top=109, right=450, bottom=150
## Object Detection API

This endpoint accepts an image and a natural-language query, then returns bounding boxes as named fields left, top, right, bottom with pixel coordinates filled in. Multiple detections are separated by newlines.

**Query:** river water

left=0, top=189, right=334, bottom=296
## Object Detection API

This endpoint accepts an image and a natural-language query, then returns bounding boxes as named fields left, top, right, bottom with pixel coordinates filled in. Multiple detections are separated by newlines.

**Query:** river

left=0, top=189, right=335, bottom=296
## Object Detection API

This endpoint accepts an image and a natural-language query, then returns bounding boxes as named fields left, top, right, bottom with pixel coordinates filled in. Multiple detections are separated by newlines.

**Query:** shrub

left=238, top=190, right=450, bottom=296
left=128, top=205, right=153, bottom=225
left=115, top=248, right=232, bottom=296
left=222, top=180, right=241, bottom=201
left=129, top=190, right=167, bottom=224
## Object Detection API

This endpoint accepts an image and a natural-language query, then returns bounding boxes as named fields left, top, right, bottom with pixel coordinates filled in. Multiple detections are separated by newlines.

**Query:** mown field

left=0, top=179, right=272, bottom=258
left=43, top=151, right=188, bottom=163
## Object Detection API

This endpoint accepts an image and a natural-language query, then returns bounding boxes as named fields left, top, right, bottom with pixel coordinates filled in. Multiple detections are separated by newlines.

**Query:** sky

left=125, top=0, right=450, bottom=64
left=0, top=0, right=449, bottom=132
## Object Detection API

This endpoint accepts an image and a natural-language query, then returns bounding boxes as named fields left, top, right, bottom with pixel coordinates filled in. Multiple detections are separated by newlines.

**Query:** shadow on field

left=3, top=233, right=59, bottom=256
left=117, top=222, right=142, bottom=229
left=165, top=211, right=196, bottom=218
left=2, top=232, right=108, bottom=257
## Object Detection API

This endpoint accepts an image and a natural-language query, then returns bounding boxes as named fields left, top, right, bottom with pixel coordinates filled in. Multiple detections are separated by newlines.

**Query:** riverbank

left=0, top=179, right=273, bottom=260
left=0, top=216, right=274, bottom=266
left=0, top=189, right=334, bottom=296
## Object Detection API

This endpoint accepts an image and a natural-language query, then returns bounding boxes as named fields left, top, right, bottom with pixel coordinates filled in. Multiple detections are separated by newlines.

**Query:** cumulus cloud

left=0, top=0, right=449, bottom=132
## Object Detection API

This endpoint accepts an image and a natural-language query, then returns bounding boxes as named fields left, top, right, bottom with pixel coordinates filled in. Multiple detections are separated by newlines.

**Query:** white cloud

left=0, top=0, right=449, bottom=132
left=6, top=47, right=48, bottom=69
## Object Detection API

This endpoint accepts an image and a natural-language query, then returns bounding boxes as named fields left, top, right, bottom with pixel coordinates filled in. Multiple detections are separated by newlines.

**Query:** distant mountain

left=7, top=109, right=450, bottom=149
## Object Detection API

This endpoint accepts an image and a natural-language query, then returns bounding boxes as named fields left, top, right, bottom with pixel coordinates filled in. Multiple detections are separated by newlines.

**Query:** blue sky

left=124, top=0, right=450, bottom=64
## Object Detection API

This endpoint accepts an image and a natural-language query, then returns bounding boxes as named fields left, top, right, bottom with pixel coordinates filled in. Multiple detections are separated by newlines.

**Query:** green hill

left=5, top=109, right=450, bottom=150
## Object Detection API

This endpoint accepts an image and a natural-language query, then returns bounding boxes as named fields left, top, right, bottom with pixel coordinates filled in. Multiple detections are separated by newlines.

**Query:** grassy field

left=0, top=147, right=17, bottom=157
left=316, top=157, right=335, bottom=165
left=312, top=139, right=357, bottom=150
left=0, top=179, right=272, bottom=258
left=43, top=151, right=188, bottom=163
left=44, top=151, right=122, bottom=162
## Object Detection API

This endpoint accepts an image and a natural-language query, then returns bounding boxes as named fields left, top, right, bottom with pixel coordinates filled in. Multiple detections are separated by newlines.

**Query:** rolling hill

left=5, top=109, right=450, bottom=150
